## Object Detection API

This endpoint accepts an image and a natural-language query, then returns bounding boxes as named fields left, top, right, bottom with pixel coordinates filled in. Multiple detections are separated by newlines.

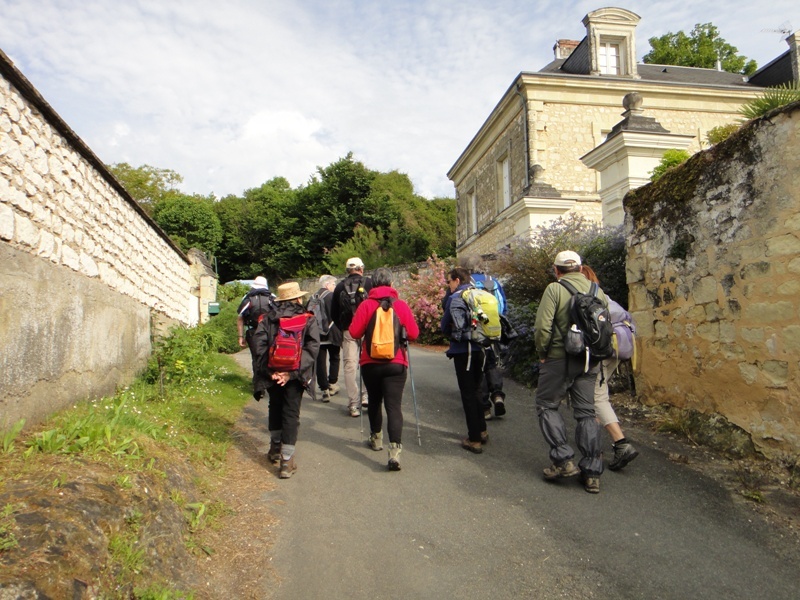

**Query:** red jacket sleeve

left=348, top=298, right=376, bottom=340
left=395, top=300, right=419, bottom=341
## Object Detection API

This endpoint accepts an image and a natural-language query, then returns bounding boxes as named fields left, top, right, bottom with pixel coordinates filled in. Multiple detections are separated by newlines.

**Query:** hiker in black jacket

left=252, top=282, right=320, bottom=479
left=236, top=276, right=275, bottom=374
left=329, top=257, right=373, bottom=417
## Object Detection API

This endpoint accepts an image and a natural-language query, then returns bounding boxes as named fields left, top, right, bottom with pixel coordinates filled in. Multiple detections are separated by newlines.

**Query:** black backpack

left=338, top=277, right=368, bottom=325
left=558, top=279, right=614, bottom=363
left=245, top=292, right=275, bottom=329
left=306, top=290, right=333, bottom=335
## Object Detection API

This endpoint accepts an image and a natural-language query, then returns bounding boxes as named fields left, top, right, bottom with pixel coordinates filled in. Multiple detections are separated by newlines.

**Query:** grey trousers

left=535, top=357, right=604, bottom=476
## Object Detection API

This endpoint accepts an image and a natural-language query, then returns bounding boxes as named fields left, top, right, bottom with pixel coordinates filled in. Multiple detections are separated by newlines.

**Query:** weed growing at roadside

left=0, top=504, right=21, bottom=552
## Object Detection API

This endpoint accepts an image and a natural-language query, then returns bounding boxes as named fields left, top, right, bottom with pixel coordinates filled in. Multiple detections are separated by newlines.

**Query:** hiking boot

left=480, top=431, right=489, bottom=444
left=321, top=389, right=332, bottom=403
left=267, top=442, right=281, bottom=465
left=388, top=442, right=402, bottom=471
left=542, top=460, right=580, bottom=480
left=492, top=395, right=506, bottom=417
left=279, top=456, right=297, bottom=479
left=349, top=406, right=361, bottom=418
left=609, top=442, right=639, bottom=471
left=580, top=472, right=601, bottom=494
left=368, top=431, right=383, bottom=451
left=484, top=409, right=493, bottom=421
left=462, top=438, right=483, bottom=454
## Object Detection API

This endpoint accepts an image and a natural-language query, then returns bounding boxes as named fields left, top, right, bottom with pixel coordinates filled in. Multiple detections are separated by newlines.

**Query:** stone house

left=448, top=7, right=800, bottom=256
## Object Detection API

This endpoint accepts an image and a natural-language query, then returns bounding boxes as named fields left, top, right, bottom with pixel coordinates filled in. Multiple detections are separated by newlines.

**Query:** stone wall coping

left=0, top=47, right=189, bottom=265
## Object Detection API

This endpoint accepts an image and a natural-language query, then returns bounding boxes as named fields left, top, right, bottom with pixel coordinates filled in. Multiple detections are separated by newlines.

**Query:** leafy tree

left=643, top=23, right=757, bottom=76
left=650, top=149, right=690, bottom=182
left=108, top=163, right=183, bottom=215
left=214, top=178, right=301, bottom=282
left=152, top=193, right=223, bottom=254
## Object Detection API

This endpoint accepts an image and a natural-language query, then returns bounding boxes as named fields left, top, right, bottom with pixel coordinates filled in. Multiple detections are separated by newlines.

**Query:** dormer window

left=598, top=41, right=621, bottom=75
left=583, top=7, right=640, bottom=79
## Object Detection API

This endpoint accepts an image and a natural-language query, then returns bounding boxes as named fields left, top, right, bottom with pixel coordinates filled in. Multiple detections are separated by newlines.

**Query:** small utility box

left=207, top=302, right=220, bottom=316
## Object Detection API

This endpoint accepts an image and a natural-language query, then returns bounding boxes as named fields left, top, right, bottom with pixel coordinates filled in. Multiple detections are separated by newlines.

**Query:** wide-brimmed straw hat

left=275, top=282, right=309, bottom=301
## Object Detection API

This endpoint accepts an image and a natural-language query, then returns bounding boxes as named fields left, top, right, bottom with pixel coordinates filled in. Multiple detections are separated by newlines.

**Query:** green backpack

left=461, top=288, right=502, bottom=346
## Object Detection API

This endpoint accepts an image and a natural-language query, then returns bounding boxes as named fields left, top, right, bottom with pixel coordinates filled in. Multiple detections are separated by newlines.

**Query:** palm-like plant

left=739, top=82, right=800, bottom=120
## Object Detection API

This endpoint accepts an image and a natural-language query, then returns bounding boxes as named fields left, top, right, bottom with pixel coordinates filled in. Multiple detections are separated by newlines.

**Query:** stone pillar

left=580, top=93, right=694, bottom=226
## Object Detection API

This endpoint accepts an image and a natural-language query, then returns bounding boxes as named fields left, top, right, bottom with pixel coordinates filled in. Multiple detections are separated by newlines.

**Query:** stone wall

left=0, top=49, right=193, bottom=429
left=625, top=101, right=800, bottom=456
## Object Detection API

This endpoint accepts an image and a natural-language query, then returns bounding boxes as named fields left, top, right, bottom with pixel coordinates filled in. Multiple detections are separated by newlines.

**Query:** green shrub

left=495, top=214, right=628, bottom=307
left=650, top=149, right=690, bottom=182
left=145, top=325, right=222, bottom=388
left=706, top=123, right=739, bottom=145
left=739, top=81, right=800, bottom=120
left=494, top=214, right=628, bottom=387
left=200, top=300, right=241, bottom=354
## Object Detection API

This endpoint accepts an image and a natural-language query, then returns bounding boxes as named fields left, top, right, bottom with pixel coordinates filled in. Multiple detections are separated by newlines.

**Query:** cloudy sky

left=1, top=0, right=798, bottom=200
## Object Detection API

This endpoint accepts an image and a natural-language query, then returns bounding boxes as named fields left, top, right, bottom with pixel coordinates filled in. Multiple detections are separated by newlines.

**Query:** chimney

left=788, top=31, right=800, bottom=83
left=553, top=39, right=580, bottom=60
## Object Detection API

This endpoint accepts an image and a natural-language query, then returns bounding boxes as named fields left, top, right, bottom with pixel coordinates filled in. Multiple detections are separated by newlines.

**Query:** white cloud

left=1, top=0, right=798, bottom=199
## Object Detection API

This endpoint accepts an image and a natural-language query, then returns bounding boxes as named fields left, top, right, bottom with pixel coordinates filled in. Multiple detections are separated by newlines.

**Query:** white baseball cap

left=554, top=251, right=582, bottom=267
left=346, top=257, right=364, bottom=269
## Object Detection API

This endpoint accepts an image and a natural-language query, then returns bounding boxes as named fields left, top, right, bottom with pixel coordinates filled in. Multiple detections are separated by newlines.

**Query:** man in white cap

left=330, top=257, right=372, bottom=417
left=533, top=250, right=608, bottom=494
left=236, top=276, right=275, bottom=374
left=252, top=281, right=320, bottom=479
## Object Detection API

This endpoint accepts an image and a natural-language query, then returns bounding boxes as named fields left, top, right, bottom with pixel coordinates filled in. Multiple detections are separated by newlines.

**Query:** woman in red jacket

left=349, top=267, right=420, bottom=470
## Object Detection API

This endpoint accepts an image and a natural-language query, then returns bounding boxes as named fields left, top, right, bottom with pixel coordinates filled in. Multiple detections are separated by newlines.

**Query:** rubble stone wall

left=625, top=101, right=800, bottom=456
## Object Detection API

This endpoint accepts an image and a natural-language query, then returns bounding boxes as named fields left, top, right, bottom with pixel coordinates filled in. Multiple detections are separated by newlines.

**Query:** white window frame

left=470, top=190, right=478, bottom=235
left=501, top=157, right=511, bottom=210
left=598, top=41, right=620, bottom=75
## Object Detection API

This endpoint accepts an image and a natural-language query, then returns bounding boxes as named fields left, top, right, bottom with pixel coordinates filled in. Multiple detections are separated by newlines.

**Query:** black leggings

left=361, top=362, right=407, bottom=444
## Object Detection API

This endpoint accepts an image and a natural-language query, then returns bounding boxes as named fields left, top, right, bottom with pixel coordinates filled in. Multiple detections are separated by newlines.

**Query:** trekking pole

left=358, top=342, right=364, bottom=441
left=402, top=328, right=422, bottom=446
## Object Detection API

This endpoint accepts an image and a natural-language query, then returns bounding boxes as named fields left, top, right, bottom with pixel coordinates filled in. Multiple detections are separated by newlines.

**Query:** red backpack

left=267, top=313, right=311, bottom=371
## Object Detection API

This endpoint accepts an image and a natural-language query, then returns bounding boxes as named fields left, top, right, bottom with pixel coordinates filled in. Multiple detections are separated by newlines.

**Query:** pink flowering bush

left=398, top=254, right=451, bottom=345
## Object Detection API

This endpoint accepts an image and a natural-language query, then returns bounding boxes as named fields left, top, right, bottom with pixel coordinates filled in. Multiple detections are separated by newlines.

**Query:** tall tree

left=643, top=23, right=757, bottom=76
left=152, top=193, right=222, bottom=255
left=108, top=163, right=183, bottom=215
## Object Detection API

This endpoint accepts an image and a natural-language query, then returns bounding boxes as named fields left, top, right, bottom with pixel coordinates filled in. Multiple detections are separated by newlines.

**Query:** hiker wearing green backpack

left=348, top=268, right=419, bottom=471
left=441, top=267, right=492, bottom=454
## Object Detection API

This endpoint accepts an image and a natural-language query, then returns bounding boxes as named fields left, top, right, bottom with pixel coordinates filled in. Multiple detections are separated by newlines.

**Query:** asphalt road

left=235, top=347, right=800, bottom=600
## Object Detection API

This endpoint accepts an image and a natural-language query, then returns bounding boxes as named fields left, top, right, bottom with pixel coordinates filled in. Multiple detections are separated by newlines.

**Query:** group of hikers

left=235, top=251, right=638, bottom=493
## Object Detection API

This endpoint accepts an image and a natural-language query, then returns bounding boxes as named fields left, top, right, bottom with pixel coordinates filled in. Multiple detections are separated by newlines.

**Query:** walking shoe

left=328, top=383, right=340, bottom=395
left=461, top=438, right=483, bottom=454
left=368, top=431, right=383, bottom=451
left=480, top=431, right=489, bottom=444
left=349, top=406, right=361, bottom=417
left=361, top=394, right=369, bottom=408
left=484, top=409, right=493, bottom=421
left=388, top=442, right=402, bottom=471
left=321, top=389, right=332, bottom=403
left=609, top=442, right=639, bottom=471
left=542, top=460, right=580, bottom=480
left=580, top=472, right=601, bottom=493
left=279, top=456, right=297, bottom=479
left=492, top=396, right=506, bottom=417
left=267, top=442, right=281, bottom=465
